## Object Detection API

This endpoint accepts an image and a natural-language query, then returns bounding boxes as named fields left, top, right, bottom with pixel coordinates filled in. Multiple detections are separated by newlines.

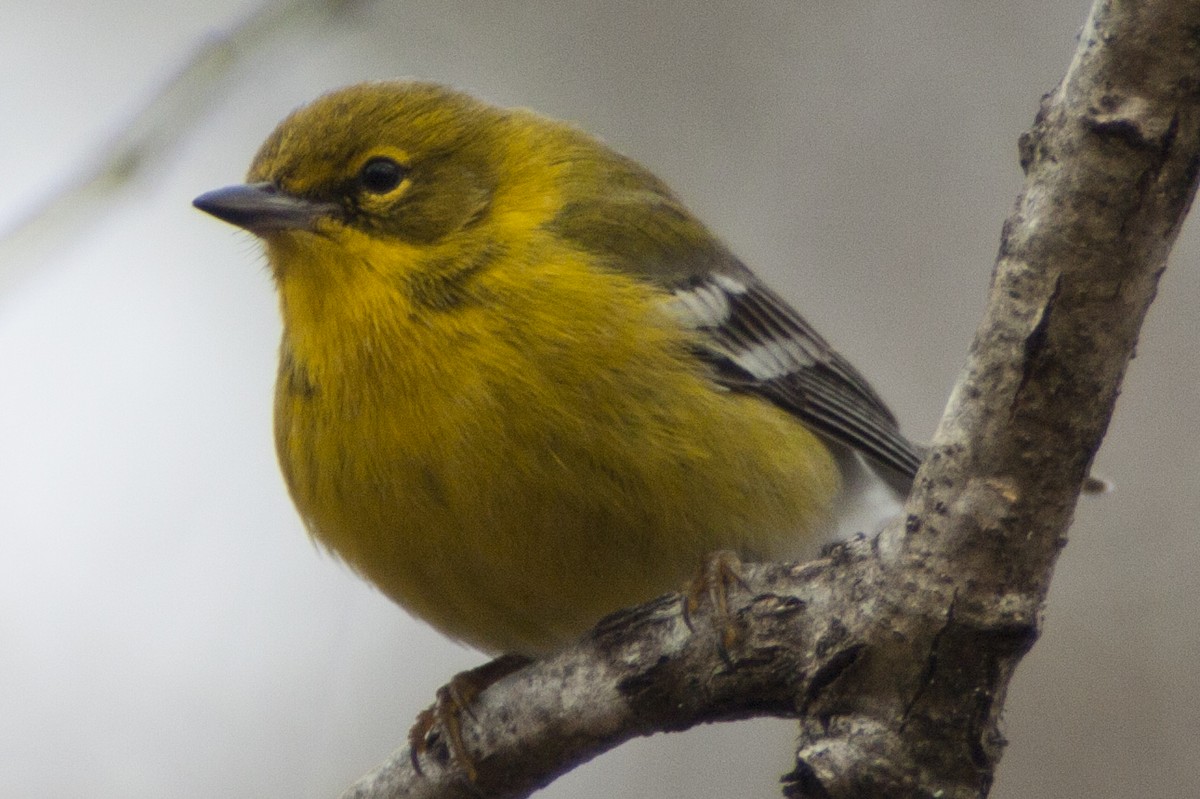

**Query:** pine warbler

left=194, top=81, right=920, bottom=656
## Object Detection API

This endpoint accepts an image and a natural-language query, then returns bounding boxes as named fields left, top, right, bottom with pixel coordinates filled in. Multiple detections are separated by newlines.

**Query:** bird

left=193, top=79, right=920, bottom=659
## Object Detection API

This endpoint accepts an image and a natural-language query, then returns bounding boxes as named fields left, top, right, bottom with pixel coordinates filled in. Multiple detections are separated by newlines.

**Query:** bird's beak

left=193, top=182, right=336, bottom=235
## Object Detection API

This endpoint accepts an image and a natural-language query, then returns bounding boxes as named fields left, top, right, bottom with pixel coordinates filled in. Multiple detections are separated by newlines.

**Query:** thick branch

left=340, top=2, right=1200, bottom=797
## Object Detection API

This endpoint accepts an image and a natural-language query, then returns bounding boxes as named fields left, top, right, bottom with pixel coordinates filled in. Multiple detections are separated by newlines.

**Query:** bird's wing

left=666, top=264, right=922, bottom=483
left=547, top=183, right=920, bottom=483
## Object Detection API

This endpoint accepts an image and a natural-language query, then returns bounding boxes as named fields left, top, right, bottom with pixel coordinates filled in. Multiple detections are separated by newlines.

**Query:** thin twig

left=0, top=0, right=370, bottom=295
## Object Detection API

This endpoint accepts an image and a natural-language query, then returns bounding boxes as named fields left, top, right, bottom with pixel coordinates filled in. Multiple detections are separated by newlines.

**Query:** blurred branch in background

left=337, top=1, right=1200, bottom=797
left=0, top=0, right=371, bottom=297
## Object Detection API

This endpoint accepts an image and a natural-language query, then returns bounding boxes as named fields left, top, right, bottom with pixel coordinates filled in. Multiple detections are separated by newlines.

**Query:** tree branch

left=338, top=2, right=1200, bottom=797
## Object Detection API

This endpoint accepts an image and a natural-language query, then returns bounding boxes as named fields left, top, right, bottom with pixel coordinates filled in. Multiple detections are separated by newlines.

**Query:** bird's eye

left=358, top=157, right=407, bottom=194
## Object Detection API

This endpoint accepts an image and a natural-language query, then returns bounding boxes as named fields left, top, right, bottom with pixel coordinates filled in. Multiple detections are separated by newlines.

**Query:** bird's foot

left=682, top=550, right=750, bottom=661
left=408, top=652, right=532, bottom=780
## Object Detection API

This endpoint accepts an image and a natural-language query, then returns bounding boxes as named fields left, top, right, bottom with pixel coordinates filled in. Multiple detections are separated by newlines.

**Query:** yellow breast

left=269, top=227, right=840, bottom=654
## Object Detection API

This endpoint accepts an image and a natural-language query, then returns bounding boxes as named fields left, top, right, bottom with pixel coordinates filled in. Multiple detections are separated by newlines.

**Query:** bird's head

left=194, top=83, right=520, bottom=251
left=194, top=80, right=702, bottom=294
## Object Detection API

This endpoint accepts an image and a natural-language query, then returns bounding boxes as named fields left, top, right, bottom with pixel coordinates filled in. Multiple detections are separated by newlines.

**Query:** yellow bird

left=193, top=81, right=919, bottom=657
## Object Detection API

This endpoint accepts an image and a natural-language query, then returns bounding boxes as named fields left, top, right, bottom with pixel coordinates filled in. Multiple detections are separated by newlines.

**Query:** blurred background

left=1, top=1, right=1196, bottom=797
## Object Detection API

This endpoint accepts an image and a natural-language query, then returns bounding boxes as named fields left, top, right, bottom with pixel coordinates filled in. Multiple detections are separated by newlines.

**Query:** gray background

left=1, top=1, right=1196, bottom=797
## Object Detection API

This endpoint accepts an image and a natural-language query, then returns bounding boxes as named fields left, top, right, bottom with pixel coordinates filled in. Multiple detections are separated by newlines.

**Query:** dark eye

left=358, top=157, right=407, bottom=194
